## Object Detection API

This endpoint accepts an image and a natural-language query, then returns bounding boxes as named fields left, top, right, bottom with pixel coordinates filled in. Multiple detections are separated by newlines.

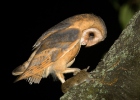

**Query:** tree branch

left=60, top=10, right=140, bottom=100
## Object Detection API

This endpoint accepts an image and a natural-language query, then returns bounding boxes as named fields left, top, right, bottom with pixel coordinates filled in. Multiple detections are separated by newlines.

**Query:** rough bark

left=60, top=10, right=140, bottom=100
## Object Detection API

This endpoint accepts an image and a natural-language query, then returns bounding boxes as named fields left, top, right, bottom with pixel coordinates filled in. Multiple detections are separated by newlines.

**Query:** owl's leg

left=55, top=73, right=65, bottom=83
left=63, top=68, right=81, bottom=75
left=66, top=58, right=75, bottom=67
left=63, top=58, right=81, bottom=75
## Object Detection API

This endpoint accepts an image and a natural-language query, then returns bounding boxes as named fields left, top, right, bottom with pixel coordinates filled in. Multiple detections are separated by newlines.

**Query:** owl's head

left=71, top=14, right=107, bottom=47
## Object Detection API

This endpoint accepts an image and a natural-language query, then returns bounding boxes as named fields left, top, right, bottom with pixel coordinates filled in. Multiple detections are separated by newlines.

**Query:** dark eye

left=89, top=32, right=94, bottom=39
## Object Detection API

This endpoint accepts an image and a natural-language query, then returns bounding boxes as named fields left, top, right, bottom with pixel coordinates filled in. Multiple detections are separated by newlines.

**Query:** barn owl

left=12, top=14, right=107, bottom=84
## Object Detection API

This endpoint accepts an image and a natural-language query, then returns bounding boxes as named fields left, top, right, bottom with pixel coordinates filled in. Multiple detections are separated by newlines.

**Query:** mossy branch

left=60, top=10, right=140, bottom=100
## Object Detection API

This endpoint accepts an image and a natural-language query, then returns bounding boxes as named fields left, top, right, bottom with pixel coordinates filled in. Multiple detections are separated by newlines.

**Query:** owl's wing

left=14, top=28, right=80, bottom=83
left=33, top=19, right=71, bottom=49
left=12, top=20, right=71, bottom=76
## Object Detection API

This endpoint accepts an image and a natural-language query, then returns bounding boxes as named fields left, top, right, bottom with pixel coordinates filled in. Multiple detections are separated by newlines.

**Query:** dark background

left=2, top=0, right=123, bottom=100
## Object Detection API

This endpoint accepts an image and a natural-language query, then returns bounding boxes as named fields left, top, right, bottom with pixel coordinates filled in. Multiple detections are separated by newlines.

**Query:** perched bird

left=12, top=14, right=107, bottom=84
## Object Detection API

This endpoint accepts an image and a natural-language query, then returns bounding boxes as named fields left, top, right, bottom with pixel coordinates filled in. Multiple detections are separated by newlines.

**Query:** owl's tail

left=13, top=66, right=51, bottom=84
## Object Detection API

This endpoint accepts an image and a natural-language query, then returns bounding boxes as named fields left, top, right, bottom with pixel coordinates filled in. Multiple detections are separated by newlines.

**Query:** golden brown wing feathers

left=12, top=14, right=107, bottom=84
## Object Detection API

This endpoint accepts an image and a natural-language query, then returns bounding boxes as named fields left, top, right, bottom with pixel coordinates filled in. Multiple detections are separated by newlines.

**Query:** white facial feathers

left=80, top=28, right=106, bottom=47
